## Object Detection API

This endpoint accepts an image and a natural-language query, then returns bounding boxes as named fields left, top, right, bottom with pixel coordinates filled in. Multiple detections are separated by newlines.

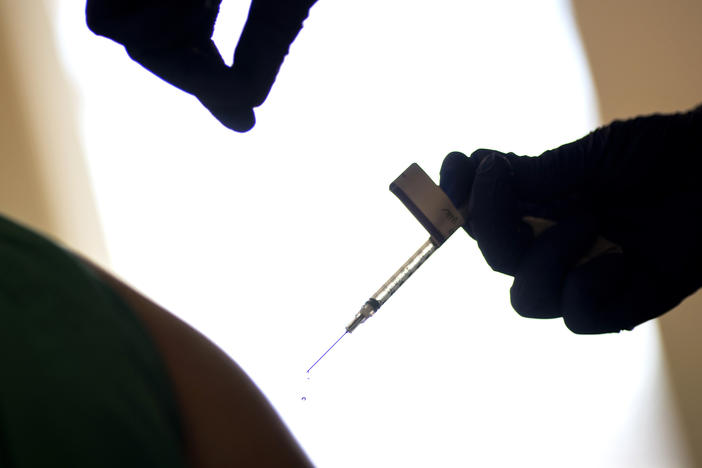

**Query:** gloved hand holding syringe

left=307, top=160, right=619, bottom=373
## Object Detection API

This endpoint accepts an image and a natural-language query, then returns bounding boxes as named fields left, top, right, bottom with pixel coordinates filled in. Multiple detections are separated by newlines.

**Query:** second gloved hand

left=86, top=0, right=316, bottom=132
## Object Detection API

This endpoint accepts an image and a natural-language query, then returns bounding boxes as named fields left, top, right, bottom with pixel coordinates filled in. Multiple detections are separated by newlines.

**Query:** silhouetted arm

left=82, top=257, right=314, bottom=467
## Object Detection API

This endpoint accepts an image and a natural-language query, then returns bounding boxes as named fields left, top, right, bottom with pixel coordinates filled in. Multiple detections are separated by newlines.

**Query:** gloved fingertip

left=439, top=151, right=470, bottom=179
left=206, top=105, right=256, bottom=132
left=440, top=151, right=476, bottom=210
left=476, top=152, right=512, bottom=176
left=470, top=148, right=505, bottom=162
left=470, top=148, right=496, bottom=157
left=510, top=281, right=560, bottom=319
left=561, top=254, right=629, bottom=334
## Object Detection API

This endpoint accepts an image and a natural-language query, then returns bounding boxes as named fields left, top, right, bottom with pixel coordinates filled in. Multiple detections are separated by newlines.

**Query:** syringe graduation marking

left=372, top=238, right=437, bottom=306
left=346, top=238, right=437, bottom=333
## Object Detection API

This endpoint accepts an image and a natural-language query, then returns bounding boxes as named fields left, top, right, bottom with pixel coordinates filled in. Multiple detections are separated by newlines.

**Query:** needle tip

left=306, top=330, right=347, bottom=373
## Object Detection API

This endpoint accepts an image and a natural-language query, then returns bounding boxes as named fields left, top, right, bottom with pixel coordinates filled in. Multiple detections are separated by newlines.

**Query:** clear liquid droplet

left=299, top=372, right=311, bottom=403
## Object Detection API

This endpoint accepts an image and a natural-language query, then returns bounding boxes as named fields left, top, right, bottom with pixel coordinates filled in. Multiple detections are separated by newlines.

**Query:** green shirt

left=0, top=215, right=186, bottom=467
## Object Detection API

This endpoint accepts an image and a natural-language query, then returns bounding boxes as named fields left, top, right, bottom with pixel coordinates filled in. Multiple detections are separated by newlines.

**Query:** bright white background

left=50, top=1, right=689, bottom=466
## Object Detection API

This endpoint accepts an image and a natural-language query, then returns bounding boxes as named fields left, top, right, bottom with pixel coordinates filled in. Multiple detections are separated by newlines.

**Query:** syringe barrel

left=346, top=238, right=437, bottom=333
left=371, top=238, right=437, bottom=306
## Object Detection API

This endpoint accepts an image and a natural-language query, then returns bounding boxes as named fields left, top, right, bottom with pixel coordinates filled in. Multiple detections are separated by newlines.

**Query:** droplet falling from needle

left=307, top=331, right=347, bottom=373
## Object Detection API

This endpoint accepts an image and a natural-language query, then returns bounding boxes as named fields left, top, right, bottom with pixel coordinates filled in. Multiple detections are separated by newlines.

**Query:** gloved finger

left=127, top=42, right=255, bottom=132
left=439, top=151, right=476, bottom=212
left=561, top=254, right=675, bottom=334
left=510, top=216, right=597, bottom=319
left=86, top=0, right=223, bottom=50
left=439, top=150, right=497, bottom=237
left=232, top=0, right=317, bottom=108
left=469, top=153, right=533, bottom=276
left=87, top=0, right=256, bottom=132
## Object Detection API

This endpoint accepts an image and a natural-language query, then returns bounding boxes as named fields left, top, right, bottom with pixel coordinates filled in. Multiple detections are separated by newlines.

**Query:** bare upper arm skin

left=87, top=262, right=312, bottom=468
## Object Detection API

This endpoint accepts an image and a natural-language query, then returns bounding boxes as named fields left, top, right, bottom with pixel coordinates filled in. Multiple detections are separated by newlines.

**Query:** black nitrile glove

left=86, top=0, right=316, bottom=132
left=439, top=105, right=702, bottom=334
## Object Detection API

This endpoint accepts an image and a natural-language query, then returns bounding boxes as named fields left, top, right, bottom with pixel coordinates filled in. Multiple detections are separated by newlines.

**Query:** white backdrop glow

left=51, top=1, right=689, bottom=467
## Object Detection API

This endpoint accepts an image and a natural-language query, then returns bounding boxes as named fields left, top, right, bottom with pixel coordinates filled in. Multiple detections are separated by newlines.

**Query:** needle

left=307, top=330, right=347, bottom=373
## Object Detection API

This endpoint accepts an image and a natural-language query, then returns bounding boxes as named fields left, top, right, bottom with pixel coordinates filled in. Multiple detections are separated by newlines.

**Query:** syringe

left=305, top=161, right=625, bottom=373
left=307, top=163, right=466, bottom=372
